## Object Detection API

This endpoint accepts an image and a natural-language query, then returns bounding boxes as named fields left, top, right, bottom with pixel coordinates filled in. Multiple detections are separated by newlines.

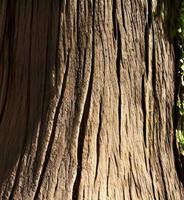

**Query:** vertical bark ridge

left=72, top=44, right=95, bottom=199
left=54, top=0, right=63, bottom=92
left=149, top=158, right=156, bottom=200
left=32, top=5, right=51, bottom=195
left=28, top=2, right=62, bottom=197
left=72, top=1, right=96, bottom=198
left=34, top=51, right=70, bottom=200
left=120, top=0, right=127, bottom=33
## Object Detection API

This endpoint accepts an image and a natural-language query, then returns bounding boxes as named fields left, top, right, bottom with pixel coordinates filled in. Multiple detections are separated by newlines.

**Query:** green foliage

left=176, top=1, right=184, bottom=155
left=176, top=130, right=184, bottom=155
left=177, top=97, right=184, bottom=115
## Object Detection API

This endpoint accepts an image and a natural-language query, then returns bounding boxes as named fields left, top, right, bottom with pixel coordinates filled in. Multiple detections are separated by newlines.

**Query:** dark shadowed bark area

left=0, top=0, right=183, bottom=199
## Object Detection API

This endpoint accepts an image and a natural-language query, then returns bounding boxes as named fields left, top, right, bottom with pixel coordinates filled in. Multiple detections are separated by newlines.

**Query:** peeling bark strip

left=0, top=0, right=183, bottom=200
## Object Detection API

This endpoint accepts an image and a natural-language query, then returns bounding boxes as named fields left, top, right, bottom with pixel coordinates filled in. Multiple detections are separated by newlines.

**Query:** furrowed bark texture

left=0, top=0, right=183, bottom=199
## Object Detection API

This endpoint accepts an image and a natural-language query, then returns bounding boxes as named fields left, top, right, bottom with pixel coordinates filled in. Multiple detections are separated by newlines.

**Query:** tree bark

left=0, top=0, right=183, bottom=199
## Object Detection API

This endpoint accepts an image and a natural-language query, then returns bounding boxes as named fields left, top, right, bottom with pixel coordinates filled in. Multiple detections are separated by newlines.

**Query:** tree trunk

left=0, top=0, right=183, bottom=199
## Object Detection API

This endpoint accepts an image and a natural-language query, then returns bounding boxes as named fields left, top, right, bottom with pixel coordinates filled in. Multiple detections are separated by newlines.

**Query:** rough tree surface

left=0, top=0, right=183, bottom=200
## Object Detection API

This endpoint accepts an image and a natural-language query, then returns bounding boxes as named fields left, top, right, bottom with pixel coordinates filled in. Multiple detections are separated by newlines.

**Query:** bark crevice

left=72, top=3, right=96, bottom=194
left=142, top=75, right=147, bottom=147
left=94, top=97, right=103, bottom=181
left=34, top=50, right=70, bottom=200
left=144, top=23, right=149, bottom=78
left=116, top=22, right=122, bottom=154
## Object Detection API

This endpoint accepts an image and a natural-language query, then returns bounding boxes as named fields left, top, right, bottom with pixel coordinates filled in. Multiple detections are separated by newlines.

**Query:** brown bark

left=0, top=0, right=183, bottom=199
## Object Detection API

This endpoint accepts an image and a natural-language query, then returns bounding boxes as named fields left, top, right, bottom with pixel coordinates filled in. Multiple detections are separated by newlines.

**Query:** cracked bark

left=0, top=0, right=183, bottom=200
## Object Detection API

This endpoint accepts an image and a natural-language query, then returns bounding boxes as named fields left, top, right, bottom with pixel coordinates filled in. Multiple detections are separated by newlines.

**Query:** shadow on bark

left=172, top=0, right=184, bottom=186
left=0, top=1, right=60, bottom=189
